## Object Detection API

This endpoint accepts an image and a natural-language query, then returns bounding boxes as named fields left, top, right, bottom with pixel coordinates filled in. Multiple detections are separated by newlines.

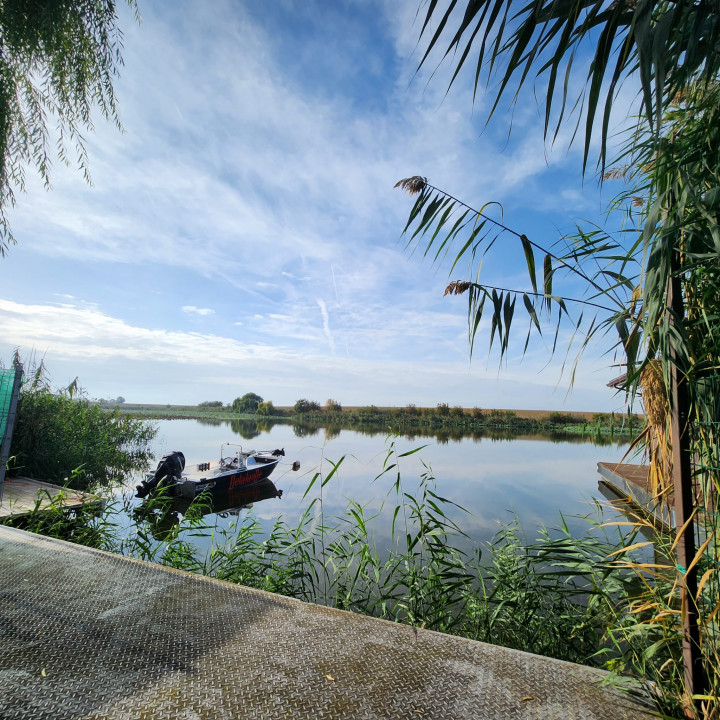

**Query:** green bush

left=256, top=400, right=275, bottom=416
left=9, top=388, right=155, bottom=490
left=294, top=398, right=321, bottom=414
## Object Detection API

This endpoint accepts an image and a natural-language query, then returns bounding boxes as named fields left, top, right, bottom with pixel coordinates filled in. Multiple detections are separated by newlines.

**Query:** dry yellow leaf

left=325, top=674, right=334, bottom=682
left=521, top=696, right=533, bottom=702
left=41, top=669, right=46, bottom=677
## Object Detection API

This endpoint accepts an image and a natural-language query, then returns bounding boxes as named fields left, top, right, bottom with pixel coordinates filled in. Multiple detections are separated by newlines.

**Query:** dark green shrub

left=294, top=398, right=321, bottom=414
left=9, top=389, right=155, bottom=490
left=546, top=411, right=581, bottom=425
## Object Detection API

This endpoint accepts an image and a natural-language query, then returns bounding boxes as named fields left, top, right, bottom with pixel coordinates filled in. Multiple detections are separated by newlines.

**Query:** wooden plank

left=0, top=476, right=100, bottom=518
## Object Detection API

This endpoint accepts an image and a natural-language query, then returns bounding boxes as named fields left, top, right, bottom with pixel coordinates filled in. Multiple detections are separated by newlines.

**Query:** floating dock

left=597, top=462, right=674, bottom=531
left=0, top=476, right=101, bottom=519
left=0, top=525, right=657, bottom=720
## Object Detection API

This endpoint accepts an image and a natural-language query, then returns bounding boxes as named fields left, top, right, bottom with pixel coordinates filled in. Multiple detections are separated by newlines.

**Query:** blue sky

left=0, top=0, right=636, bottom=410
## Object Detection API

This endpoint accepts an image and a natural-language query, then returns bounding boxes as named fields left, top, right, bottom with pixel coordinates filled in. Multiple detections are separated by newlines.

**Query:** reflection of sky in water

left=123, top=420, right=638, bottom=555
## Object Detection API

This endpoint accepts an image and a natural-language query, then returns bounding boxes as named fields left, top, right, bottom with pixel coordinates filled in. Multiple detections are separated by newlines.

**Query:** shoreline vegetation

left=4, top=438, right=690, bottom=719
left=4, top=373, right=706, bottom=717
left=102, top=401, right=645, bottom=440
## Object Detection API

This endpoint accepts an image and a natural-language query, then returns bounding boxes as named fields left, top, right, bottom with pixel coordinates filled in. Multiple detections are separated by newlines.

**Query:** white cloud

left=0, top=298, right=619, bottom=410
left=182, top=306, right=215, bottom=317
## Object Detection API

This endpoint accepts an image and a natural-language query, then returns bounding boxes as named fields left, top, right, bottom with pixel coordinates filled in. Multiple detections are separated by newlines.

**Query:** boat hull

left=185, top=459, right=279, bottom=498
left=136, top=448, right=288, bottom=500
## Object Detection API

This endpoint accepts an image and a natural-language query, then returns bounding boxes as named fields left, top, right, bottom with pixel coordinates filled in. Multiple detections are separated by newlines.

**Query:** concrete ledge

left=0, top=526, right=656, bottom=720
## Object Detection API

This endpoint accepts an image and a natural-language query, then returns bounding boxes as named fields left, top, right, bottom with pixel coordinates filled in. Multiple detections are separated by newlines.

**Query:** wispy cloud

left=182, top=306, right=215, bottom=317
left=316, top=298, right=335, bottom=354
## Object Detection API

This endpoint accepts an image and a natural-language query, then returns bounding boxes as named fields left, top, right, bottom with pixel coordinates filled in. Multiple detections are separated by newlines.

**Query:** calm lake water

left=120, top=418, right=637, bottom=551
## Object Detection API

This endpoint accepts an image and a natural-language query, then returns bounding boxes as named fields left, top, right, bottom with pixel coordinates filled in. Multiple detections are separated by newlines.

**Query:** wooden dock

left=0, top=476, right=101, bottom=519
left=597, top=462, right=674, bottom=531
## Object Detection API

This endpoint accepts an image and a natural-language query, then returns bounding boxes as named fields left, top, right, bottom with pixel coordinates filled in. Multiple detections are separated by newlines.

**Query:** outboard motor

left=135, top=451, right=186, bottom=498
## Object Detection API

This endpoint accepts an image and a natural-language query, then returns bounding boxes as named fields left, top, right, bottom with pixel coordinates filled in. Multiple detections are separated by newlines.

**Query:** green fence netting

left=1, top=366, right=23, bottom=498
left=0, top=367, right=17, bottom=444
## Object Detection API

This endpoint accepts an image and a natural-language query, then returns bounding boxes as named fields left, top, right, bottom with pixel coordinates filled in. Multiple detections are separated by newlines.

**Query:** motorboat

left=135, top=444, right=298, bottom=500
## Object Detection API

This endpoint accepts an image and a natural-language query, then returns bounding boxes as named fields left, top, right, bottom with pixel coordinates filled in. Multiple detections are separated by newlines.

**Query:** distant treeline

left=286, top=403, right=643, bottom=436
left=109, top=399, right=644, bottom=439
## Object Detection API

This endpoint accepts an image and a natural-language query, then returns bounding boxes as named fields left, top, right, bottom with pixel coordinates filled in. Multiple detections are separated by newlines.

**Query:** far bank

left=102, top=402, right=644, bottom=439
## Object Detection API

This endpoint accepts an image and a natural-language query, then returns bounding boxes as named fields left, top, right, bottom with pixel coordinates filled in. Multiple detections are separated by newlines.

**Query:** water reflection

left=195, top=417, right=223, bottom=427
left=133, top=478, right=283, bottom=541
left=195, top=415, right=284, bottom=439
left=146, top=419, right=633, bottom=550
left=289, top=420, right=624, bottom=446
left=193, top=416, right=625, bottom=447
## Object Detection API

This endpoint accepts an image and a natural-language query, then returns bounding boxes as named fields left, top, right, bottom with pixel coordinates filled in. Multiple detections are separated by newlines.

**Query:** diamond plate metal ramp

left=0, top=525, right=656, bottom=720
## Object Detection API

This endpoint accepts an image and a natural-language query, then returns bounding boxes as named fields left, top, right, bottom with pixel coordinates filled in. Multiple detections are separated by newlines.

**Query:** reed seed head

left=394, top=176, right=427, bottom=195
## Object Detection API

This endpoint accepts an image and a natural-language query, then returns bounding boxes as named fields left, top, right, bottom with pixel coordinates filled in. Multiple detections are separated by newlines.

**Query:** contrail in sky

left=331, top=265, right=340, bottom=305
left=330, top=265, right=348, bottom=355
left=316, top=298, right=336, bottom=354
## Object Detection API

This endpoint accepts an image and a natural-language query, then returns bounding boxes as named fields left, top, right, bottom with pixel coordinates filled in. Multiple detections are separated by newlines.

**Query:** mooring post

left=668, top=254, right=706, bottom=711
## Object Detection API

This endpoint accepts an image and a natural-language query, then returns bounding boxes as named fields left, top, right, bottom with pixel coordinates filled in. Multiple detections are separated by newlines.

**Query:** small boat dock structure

left=0, top=476, right=102, bottom=520
left=0, top=525, right=656, bottom=719
left=597, top=461, right=674, bottom=531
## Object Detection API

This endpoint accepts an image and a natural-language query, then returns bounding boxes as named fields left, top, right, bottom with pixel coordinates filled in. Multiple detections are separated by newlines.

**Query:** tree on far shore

left=294, top=398, right=320, bottom=414
left=232, top=393, right=263, bottom=413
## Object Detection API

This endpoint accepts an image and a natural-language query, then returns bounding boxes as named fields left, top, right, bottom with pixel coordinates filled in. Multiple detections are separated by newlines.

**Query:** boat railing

left=219, top=443, right=249, bottom=471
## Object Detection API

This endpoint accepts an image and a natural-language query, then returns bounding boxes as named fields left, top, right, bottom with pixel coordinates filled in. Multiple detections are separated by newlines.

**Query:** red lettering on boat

left=228, top=469, right=263, bottom=489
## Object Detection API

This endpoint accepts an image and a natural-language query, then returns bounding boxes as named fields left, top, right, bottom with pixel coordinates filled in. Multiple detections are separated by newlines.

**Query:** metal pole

left=667, top=254, right=706, bottom=707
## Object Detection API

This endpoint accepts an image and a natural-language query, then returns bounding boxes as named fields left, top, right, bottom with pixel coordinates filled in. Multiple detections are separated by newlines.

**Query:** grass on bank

left=4, top=436, right=716, bottom=719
